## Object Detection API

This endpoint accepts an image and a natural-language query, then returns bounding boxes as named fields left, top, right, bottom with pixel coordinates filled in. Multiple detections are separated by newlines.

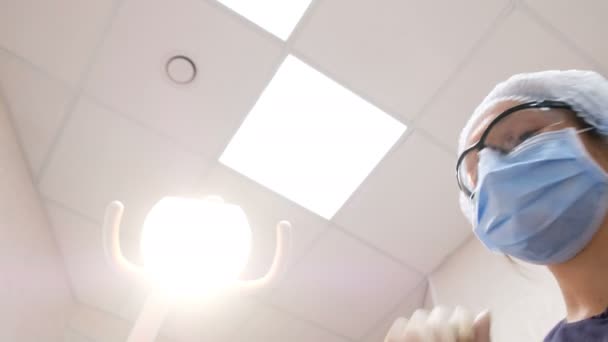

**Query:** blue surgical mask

left=473, top=127, right=608, bottom=264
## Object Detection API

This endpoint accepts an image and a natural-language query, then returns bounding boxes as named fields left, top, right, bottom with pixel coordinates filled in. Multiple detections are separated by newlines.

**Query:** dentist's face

left=459, top=100, right=608, bottom=196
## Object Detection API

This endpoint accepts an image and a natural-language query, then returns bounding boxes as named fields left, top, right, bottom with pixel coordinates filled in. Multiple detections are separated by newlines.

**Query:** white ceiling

left=1, top=0, right=607, bottom=341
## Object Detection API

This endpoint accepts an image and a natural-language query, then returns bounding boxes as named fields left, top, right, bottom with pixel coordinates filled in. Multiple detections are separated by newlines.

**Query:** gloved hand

left=384, top=307, right=491, bottom=342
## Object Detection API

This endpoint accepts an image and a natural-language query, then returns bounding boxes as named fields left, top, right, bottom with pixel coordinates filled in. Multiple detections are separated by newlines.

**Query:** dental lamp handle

left=236, top=220, right=292, bottom=291
left=103, top=201, right=144, bottom=277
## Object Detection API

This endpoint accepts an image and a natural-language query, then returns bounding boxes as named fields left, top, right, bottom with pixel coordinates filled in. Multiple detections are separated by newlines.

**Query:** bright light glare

left=140, top=197, right=251, bottom=297
left=217, top=0, right=312, bottom=40
left=220, top=56, right=406, bottom=219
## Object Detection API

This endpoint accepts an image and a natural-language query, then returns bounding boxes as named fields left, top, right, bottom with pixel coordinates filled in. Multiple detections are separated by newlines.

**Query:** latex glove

left=384, top=307, right=491, bottom=342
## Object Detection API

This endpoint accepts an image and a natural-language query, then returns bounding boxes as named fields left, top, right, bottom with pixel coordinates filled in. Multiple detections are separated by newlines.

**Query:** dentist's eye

left=516, top=130, right=540, bottom=145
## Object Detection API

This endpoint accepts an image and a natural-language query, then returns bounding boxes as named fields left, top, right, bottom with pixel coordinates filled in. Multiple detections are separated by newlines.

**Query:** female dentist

left=386, top=70, right=608, bottom=342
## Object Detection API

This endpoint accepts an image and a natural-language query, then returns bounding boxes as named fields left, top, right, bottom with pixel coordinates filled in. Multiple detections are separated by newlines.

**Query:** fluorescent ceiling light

left=216, top=0, right=312, bottom=40
left=220, top=56, right=406, bottom=219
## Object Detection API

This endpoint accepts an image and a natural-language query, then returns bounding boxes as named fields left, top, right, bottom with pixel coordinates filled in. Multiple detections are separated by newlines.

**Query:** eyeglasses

left=456, top=100, right=575, bottom=198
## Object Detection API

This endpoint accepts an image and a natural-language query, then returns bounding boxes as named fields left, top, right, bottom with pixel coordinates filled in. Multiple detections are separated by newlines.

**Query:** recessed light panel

left=216, top=0, right=312, bottom=40
left=220, top=56, right=406, bottom=219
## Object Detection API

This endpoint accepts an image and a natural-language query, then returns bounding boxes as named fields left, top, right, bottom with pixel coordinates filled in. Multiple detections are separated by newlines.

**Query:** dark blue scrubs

left=545, top=308, right=608, bottom=341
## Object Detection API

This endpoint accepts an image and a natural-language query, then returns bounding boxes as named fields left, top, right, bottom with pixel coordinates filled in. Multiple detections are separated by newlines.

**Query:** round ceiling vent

left=165, top=55, right=197, bottom=84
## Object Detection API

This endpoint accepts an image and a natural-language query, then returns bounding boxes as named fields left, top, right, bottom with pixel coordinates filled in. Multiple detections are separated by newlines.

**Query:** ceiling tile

left=417, top=9, right=595, bottom=151
left=334, top=132, right=471, bottom=273
left=38, top=96, right=210, bottom=263
left=230, top=305, right=350, bottom=342
left=112, top=281, right=149, bottom=325
left=362, top=281, right=427, bottom=342
left=0, top=0, right=117, bottom=85
left=45, top=200, right=134, bottom=316
left=292, top=0, right=510, bottom=120
left=270, top=228, right=422, bottom=340
left=524, top=0, right=608, bottom=72
left=162, top=293, right=257, bottom=342
left=199, top=164, right=328, bottom=281
left=0, top=50, right=73, bottom=177
left=64, top=329, right=94, bottom=342
left=68, top=304, right=132, bottom=342
left=84, top=0, right=284, bottom=159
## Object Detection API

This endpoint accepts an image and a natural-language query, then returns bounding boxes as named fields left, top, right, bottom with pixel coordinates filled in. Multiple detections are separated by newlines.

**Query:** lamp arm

left=102, top=201, right=143, bottom=276
left=236, top=220, right=292, bottom=290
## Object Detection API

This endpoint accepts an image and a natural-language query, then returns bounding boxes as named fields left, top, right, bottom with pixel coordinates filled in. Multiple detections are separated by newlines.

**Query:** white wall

left=429, top=236, right=565, bottom=342
left=0, top=97, right=73, bottom=341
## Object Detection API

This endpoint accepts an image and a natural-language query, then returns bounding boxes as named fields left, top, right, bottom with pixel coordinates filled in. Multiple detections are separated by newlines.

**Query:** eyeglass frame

left=456, top=100, right=574, bottom=198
